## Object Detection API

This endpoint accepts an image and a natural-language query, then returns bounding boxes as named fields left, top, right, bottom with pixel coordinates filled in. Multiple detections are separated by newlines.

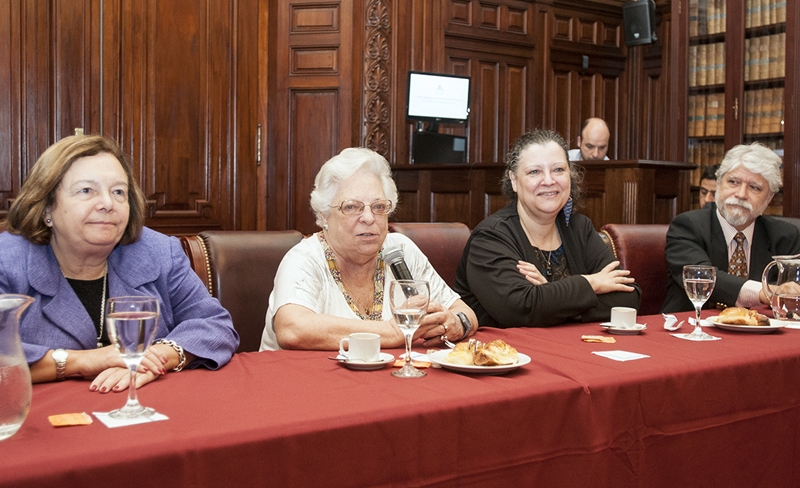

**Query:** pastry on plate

left=446, top=339, right=519, bottom=366
left=718, top=307, right=770, bottom=326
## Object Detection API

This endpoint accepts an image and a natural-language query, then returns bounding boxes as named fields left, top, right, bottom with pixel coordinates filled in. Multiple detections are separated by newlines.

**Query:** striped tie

left=728, top=232, right=748, bottom=278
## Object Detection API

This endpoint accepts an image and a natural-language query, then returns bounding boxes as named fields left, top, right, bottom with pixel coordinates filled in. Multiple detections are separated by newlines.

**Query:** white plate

left=705, top=316, right=786, bottom=333
left=336, top=352, right=394, bottom=370
left=599, top=323, right=647, bottom=335
left=771, top=319, right=800, bottom=329
left=427, top=350, right=531, bottom=375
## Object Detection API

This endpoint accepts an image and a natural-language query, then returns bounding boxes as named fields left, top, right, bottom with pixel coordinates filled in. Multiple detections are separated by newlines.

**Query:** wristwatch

left=52, top=349, right=68, bottom=380
left=455, top=312, right=473, bottom=341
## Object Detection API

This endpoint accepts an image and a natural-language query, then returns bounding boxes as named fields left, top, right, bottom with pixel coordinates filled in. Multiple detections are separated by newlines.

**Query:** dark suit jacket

left=662, top=203, right=800, bottom=312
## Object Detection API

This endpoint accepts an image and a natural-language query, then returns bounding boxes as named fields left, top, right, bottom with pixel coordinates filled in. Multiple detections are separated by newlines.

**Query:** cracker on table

left=48, top=412, right=93, bottom=427
left=581, top=335, right=616, bottom=344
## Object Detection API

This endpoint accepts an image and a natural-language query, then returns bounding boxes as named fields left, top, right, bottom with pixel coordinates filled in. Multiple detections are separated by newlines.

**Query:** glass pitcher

left=762, top=255, right=800, bottom=321
left=0, top=294, right=34, bottom=441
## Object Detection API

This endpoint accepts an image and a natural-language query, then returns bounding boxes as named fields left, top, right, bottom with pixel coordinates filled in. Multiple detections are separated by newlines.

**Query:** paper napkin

left=93, top=411, right=169, bottom=428
left=591, top=350, right=650, bottom=362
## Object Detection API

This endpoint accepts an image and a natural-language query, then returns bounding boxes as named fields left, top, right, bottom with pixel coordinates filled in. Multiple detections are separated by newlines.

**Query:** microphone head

left=384, top=247, right=404, bottom=265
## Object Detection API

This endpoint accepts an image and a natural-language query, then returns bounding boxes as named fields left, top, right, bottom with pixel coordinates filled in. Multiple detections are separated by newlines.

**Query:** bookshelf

left=686, top=0, right=787, bottom=211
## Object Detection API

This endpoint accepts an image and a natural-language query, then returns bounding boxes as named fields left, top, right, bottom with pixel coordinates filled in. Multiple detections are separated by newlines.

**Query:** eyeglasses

left=331, top=200, right=393, bottom=216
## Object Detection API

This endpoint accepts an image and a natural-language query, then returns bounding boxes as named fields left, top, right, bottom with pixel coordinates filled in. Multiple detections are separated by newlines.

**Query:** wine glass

left=389, top=280, right=430, bottom=378
left=682, top=265, right=720, bottom=341
left=106, top=296, right=160, bottom=418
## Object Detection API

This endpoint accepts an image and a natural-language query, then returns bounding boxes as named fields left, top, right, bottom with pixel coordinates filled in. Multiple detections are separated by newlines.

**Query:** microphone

left=384, top=247, right=413, bottom=281
left=384, top=247, right=416, bottom=296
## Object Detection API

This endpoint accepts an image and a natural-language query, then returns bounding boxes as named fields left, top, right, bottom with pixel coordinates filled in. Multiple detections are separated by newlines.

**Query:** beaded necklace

left=318, top=232, right=385, bottom=320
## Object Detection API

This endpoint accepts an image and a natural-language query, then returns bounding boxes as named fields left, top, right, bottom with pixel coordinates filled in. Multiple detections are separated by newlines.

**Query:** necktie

left=728, top=232, right=748, bottom=278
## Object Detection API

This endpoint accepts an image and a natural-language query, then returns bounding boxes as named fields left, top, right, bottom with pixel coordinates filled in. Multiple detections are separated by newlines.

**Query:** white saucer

left=599, top=323, right=647, bottom=335
left=335, top=352, right=394, bottom=370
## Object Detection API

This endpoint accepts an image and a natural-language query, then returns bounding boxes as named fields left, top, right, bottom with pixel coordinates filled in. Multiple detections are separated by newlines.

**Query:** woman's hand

left=517, top=260, right=548, bottom=285
left=416, top=301, right=463, bottom=347
left=90, top=367, right=160, bottom=393
left=582, top=260, right=636, bottom=294
left=74, top=346, right=168, bottom=392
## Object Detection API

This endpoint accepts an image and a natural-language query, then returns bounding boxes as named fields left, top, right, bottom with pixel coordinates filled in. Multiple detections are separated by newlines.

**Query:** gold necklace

left=519, top=218, right=557, bottom=277
left=538, top=248, right=553, bottom=277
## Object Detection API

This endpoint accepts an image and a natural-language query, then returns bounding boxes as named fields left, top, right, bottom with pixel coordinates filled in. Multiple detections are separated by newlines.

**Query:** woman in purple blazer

left=0, top=135, right=239, bottom=392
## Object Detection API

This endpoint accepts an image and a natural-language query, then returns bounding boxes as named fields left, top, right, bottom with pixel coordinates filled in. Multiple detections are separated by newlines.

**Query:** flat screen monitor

left=411, top=132, right=467, bottom=164
left=406, top=71, right=471, bottom=123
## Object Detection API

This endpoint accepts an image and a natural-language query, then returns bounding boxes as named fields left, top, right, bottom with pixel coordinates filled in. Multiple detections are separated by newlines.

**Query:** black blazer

left=662, top=203, right=800, bottom=312
left=455, top=203, right=641, bottom=327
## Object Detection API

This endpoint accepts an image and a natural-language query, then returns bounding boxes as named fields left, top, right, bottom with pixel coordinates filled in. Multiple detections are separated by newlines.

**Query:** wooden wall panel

left=540, top=2, right=626, bottom=158
left=0, top=0, right=97, bottom=221
left=627, top=3, right=673, bottom=161
left=110, top=0, right=256, bottom=234
left=291, top=90, right=339, bottom=232
left=0, top=0, right=259, bottom=234
left=269, top=0, right=353, bottom=235
left=436, top=0, right=534, bottom=165
left=0, top=1, right=17, bottom=207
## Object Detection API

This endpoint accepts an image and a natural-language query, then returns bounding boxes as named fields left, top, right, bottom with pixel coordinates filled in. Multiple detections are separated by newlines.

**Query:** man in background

left=568, top=117, right=611, bottom=161
left=698, top=164, right=720, bottom=208
left=662, top=143, right=800, bottom=312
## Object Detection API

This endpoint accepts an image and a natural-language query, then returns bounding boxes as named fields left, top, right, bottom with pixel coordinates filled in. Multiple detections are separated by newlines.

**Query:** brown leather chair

left=599, top=224, right=669, bottom=316
left=180, top=230, right=303, bottom=353
left=388, top=222, right=471, bottom=287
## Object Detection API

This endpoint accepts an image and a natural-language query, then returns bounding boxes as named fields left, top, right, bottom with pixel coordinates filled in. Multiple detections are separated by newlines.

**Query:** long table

left=3, top=312, right=800, bottom=487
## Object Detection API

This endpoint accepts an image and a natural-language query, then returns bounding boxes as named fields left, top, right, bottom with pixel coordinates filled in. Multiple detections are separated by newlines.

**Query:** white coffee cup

left=610, top=307, right=637, bottom=328
left=339, top=332, right=381, bottom=361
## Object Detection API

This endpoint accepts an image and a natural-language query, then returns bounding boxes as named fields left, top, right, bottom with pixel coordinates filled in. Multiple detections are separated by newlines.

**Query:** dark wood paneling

left=539, top=3, right=626, bottom=158
left=0, top=0, right=259, bottom=234
left=291, top=90, right=339, bottom=232
left=439, top=0, right=535, bottom=165
left=112, top=0, right=256, bottom=234
left=269, top=0, right=353, bottom=235
left=393, top=163, right=505, bottom=228
left=395, top=160, right=692, bottom=230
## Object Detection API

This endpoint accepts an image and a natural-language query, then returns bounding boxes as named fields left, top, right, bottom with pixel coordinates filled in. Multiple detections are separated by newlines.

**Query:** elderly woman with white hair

left=259, top=147, right=477, bottom=351
left=663, top=142, right=800, bottom=312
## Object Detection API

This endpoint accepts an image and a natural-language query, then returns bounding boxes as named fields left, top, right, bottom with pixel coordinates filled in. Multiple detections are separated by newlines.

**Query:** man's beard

left=718, top=196, right=756, bottom=227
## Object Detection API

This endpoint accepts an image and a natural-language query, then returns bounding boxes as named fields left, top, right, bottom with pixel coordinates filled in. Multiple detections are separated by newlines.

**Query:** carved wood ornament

left=363, top=0, right=392, bottom=157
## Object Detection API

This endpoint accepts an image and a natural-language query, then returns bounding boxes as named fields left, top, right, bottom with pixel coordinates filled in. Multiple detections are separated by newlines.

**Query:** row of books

left=689, top=0, right=726, bottom=36
left=745, top=0, right=787, bottom=28
left=687, top=142, right=725, bottom=184
left=744, top=33, right=786, bottom=81
left=689, top=42, right=725, bottom=87
left=688, top=93, right=725, bottom=137
left=744, top=87, right=784, bottom=135
left=688, top=139, right=783, bottom=186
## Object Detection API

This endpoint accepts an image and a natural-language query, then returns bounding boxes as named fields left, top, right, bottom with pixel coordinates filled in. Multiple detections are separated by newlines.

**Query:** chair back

left=388, top=222, right=471, bottom=287
left=181, top=230, right=303, bottom=352
left=600, top=224, right=669, bottom=316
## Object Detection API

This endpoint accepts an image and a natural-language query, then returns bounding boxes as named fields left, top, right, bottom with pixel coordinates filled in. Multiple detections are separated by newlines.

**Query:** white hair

left=716, top=142, right=783, bottom=193
left=309, top=147, right=398, bottom=227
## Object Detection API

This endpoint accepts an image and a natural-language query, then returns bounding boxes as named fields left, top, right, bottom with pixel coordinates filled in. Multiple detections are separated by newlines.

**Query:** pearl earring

left=323, top=224, right=329, bottom=231
left=45, top=219, right=52, bottom=224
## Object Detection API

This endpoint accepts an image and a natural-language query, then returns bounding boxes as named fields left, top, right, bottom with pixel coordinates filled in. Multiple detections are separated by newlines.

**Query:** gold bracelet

left=154, top=339, right=187, bottom=372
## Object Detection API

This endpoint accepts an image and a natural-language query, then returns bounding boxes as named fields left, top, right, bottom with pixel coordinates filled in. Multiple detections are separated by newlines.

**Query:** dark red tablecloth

left=3, top=312, right=800, bottom=487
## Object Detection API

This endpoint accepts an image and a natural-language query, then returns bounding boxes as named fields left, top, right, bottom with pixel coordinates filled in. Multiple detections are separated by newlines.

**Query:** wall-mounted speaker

left=622, top=0, right=657, bottom=47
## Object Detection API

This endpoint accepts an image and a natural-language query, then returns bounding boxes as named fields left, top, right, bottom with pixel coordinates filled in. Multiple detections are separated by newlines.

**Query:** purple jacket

left=0, top=227, right=239, bottom=369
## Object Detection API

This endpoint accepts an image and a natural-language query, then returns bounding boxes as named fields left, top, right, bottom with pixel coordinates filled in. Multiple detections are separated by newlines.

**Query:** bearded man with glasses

left=663, top=143, right=800, bottom=312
